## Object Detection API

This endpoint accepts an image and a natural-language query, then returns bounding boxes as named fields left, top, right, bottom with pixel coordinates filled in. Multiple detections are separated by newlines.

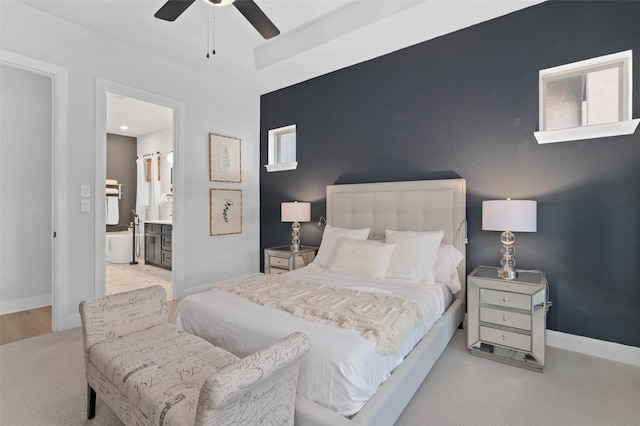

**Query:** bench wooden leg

left=87, top=384, right=96, bottom=419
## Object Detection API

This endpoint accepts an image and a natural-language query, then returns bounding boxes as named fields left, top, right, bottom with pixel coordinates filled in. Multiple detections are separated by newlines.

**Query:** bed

left=174, top=179, right=466, bottom=425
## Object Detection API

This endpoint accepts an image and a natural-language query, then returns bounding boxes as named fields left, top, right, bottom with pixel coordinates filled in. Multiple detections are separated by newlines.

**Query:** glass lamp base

left=291, top=221, right=301, bottom=252
left=498, top=231, right=517, bottom=280
left=498, top=267, right=518, bottom=280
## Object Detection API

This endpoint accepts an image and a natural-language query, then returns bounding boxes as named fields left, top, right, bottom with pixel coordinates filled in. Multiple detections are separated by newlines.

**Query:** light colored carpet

left=0, top=328, right=638, bottom=425
left=0, top=327, right=121, bottom=425
left=106, top=257, right=173, bottom=301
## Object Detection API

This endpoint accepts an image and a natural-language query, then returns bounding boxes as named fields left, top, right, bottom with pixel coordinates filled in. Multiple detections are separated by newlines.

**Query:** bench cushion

left=89, top=323, right=238, bottom=425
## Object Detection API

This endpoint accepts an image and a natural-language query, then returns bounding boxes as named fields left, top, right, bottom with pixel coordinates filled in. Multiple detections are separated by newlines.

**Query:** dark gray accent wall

left=106, top=133, right=137, bottom=231
left=260, top=1, right=640, bottom=348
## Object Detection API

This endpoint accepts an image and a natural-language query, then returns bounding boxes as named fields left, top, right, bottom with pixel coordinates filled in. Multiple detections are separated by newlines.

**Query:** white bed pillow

left=328, top=237, right=397, bottom=279
left=436, top=243, right=465, bottom=292
left=314, top=225, right=370, bottom=269
left=384, top=229, right=445, bottom=284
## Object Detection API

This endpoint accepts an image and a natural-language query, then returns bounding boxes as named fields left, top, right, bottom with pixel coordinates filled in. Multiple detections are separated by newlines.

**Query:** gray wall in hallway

left=0, top=64, right=52, bottom=312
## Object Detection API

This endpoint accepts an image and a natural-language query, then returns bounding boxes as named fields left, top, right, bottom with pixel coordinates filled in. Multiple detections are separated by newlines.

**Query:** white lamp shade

left=482, top=199, right=537, bottom=232
left=281, top=202, right=311, bottom=222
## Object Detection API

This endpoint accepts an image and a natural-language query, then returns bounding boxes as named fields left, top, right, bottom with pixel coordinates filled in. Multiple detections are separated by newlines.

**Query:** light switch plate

left=81, top=185, right=91, bottom=197
left=81, top=199, right=91, bottom=212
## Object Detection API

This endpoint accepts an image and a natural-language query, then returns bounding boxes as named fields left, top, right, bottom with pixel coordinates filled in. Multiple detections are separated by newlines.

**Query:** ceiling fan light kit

left=155, top=0, right=280, bottom=40
left=206, top=0, right=236, bottom=6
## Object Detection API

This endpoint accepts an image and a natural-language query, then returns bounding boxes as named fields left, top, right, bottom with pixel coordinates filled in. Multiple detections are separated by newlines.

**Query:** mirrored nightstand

left=264, top=245, right=318, bottom=274
left=467, top=265, right=551, bottom=372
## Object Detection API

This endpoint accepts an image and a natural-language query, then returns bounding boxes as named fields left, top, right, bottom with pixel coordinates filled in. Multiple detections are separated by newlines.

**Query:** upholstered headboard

left=326, top=179, right=467, bottom=294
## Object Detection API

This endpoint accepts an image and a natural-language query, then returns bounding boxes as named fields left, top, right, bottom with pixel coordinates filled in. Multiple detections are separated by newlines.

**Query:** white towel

left=106, top=196, right=119, bottom=225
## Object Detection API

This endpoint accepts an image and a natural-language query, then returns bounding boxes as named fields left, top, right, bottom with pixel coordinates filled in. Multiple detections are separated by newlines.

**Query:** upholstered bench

left=79, top=285, right=310, bottom=426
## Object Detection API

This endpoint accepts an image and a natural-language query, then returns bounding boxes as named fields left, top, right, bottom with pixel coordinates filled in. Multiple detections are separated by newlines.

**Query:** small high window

left=535, top=50, right=638, bottom=144
left=265, top=124, right=297, bottom=172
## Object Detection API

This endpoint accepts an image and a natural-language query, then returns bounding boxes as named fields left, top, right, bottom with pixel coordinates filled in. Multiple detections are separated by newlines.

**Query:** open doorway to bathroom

left=104, top=94, right=174, bottom=301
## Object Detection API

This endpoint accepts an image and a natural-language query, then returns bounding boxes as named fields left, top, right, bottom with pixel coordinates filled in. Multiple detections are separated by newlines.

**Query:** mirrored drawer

left=480, top=326, right=531, bottom=352
left=270, top=267, right=288, bottom=274
left=270, top=257, right=290, bottom=268
left=481, top=289, right=531, bottom=310
left=480, top=307, right=531, bottom=331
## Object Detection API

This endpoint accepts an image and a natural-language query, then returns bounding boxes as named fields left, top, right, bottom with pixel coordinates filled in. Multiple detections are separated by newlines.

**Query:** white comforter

left=172, top=263, right=451, bottom=417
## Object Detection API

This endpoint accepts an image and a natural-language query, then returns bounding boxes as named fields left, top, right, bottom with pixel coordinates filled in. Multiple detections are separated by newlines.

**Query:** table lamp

left=281, top=201, right=311, bottom=251
left=482, top=199, right=537, bottom=280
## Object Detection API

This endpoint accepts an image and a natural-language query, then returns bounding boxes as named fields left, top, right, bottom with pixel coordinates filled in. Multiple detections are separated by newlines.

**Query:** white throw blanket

left=218, top=274, right=423, bottom=355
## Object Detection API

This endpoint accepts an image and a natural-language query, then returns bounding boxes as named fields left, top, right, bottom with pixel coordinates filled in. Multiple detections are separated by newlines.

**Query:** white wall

left=1, top=1, right=261, bottom=329
left=0, top=64, right=52, bottom=314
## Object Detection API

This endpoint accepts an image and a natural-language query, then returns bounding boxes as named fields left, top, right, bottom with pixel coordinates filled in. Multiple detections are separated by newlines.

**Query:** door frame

left=0, top=50, right=69, bottom=331
left=95, top=78, right=184, bottom=301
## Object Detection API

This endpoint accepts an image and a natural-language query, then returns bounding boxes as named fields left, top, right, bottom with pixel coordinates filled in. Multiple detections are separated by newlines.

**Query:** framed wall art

left=209, top=133, right=241, bottom=182
left=210, top=189, right=242, bottom=236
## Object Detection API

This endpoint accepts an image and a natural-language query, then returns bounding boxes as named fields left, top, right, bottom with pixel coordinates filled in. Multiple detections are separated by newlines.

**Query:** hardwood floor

left=0, top=306, right=52, bottom=345
left=0, top=300, right=179, bottom=345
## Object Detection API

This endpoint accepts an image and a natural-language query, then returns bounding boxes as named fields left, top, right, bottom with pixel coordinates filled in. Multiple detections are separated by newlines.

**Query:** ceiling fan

left=155, top=0, right=280, bottom=39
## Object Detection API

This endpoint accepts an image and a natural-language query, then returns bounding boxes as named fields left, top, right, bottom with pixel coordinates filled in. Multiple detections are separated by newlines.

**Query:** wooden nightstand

left=264, top=246, right=318, bottom=274
left=467, top=265, right=551, bottom=372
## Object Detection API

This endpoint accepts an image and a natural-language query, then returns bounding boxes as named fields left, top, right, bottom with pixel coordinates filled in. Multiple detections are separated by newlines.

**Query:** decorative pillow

left=328, top=237, right=397, bottom=279
left=436, top=243, right=465, bottom=293
left=449, top=269, right=463, bottom=294
left=384, top=229, right=445, bottom=284
left=314, top=225, right=370, bottom=269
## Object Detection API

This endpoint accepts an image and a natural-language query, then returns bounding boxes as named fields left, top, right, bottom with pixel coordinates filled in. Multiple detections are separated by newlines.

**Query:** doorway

left=95, top=79, right=183, bottom=302
left=105, top=94, right=174, bottom=299
left=0, top=53, right=68, bottom=341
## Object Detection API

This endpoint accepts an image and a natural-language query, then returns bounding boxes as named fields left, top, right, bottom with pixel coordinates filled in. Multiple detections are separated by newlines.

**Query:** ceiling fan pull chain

left=212, top=7, right=216, bottom=56
left=206, top=7, right=216, bottom=58
left=206, top=8, right=210, bottom=58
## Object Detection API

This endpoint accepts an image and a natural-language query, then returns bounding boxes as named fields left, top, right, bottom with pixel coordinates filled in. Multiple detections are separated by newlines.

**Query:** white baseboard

left=59, top=312, right=81, bottom=331
left=546, top=329, right=640, bottom=367
left=0, top=294, right=52, bottom=315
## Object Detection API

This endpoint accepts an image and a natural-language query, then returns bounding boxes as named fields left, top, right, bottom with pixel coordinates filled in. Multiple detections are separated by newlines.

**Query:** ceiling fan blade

left=154, top=0, right=196, bottom=22
left=233, top=0, right=280, bottom=39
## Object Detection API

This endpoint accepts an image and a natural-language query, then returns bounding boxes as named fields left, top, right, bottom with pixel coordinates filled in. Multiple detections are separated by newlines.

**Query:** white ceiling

left=20, top=0, right=545, bottom=136
left=106, top=93, right=173, bottom=138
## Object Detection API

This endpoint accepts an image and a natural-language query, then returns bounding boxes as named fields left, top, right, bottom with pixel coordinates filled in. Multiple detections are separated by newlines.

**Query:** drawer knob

left=502, top=315, right=507, bottom=322
left=502, top=334, right=508, bottom=341
left=502, top=296, right=508, bottom=302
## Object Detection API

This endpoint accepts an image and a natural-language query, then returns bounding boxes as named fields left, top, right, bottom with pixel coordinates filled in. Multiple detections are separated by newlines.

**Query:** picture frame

left=210, top=189, right=242, bottom=236
left=209, top=133, right=241, bottom=182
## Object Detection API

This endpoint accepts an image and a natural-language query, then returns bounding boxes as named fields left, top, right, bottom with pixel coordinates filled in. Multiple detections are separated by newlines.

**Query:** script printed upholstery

left=89, top=323, right=239, bottom=425
left=197, top=331, right=311, bottom=424
left=79, top=284, right=168, bottom=352
left=79, top=285, right=311, bottom=426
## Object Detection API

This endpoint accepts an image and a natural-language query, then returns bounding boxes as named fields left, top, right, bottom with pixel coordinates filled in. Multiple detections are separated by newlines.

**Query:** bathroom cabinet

left=144, top=222, right=172, bottom=270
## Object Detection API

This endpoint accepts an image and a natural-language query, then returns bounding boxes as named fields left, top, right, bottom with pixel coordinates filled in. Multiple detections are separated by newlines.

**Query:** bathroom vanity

left=144, top=220, right=172, bottom=270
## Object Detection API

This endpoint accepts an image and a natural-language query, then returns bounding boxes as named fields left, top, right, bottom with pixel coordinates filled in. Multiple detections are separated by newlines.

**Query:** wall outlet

left=81, top=199, right=91, bottom=212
